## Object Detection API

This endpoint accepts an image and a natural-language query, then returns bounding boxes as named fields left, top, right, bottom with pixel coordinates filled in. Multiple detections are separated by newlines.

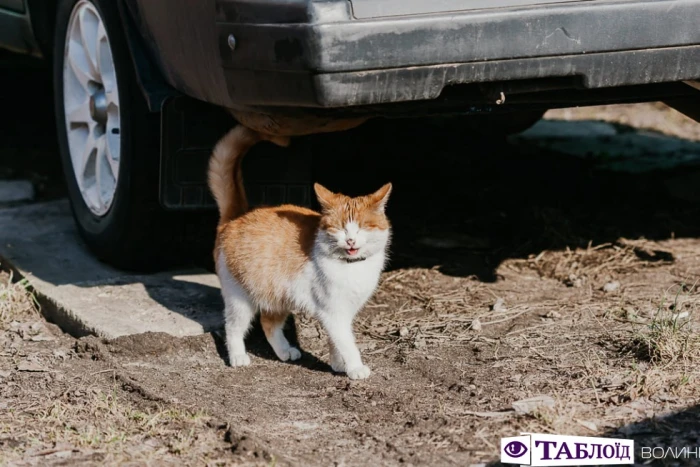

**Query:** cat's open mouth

left=346, top=248, right=359, bottom=256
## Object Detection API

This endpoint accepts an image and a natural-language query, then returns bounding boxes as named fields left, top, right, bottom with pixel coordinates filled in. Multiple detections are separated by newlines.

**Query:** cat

left=208, top=125, right=392, bottom=380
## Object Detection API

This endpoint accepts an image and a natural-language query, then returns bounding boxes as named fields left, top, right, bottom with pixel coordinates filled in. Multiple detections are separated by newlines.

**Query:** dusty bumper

left=130, top=0, right=700, bottom=111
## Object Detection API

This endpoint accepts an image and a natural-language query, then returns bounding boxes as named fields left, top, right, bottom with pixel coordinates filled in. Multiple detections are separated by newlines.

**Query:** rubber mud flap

left=160, top=96, right=312, bottom=210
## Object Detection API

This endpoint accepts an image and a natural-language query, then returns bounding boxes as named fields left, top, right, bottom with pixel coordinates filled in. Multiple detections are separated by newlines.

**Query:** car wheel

left=53, top=0, right=214, bottom=270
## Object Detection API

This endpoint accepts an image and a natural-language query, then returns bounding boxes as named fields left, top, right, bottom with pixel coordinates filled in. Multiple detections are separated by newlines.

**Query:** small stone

left=512, top=395, right=556, bottom=414
left=0, top=369, right=11, bottom=378
left=672, top=311, right=690, bottom=320
left=576, top=419, right=598, bottom=432
left=471, top=318, right=482, bottom=331
left=17, top=361, right=48, bottom=372
left=491, top=298, right=507, bottom=313
left=413, top=338, right=427, bottom=349
left=566, top=274, right=583, bottom=288
left=603, top=281, right=620, bottom=293
left=625, top=308, right=644, bottom=323
left=545, top=310, right=562, bottom=320
left=31, top=334, right=54, bottom=342
left=399, top=327, right=409, bottom=337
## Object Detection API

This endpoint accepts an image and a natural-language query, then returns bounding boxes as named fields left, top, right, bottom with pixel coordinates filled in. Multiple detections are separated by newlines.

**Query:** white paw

left=330, top=355, right=345, bottom=373
left=228, top=354, right=251, bottom=367
left=278, top=347, right=302, bottom=362
left=346, top=365, right=371, bottom=380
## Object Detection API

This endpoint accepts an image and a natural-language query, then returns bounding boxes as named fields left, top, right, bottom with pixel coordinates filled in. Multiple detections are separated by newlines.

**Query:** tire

left=53, top=0, right=214, bottom=271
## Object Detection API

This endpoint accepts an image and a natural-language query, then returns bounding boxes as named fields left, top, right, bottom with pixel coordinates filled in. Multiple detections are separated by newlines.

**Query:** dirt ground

left=2, top=53, right=700, bottom=465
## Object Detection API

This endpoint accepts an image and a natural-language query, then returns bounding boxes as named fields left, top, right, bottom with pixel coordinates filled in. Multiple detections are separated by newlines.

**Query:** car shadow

left=605, top=404, right=700, bottom=464
left=311, top=117, right=700, bottom=282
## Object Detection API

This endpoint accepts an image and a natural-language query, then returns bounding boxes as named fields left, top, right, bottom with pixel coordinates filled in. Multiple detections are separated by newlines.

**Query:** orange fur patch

left=316, top=183, right=392, bottom=233
left=218, top=205, right=321, bottom=306
left=260, top=312, right=290, bottom=338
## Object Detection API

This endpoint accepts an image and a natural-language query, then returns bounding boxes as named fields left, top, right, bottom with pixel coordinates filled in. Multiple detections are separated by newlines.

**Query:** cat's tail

left=208, top=125, right=290, bottom=225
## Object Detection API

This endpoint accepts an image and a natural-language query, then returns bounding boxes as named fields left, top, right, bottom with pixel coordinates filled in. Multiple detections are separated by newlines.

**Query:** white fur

left=216, top=226, right=390, bottom=380
left=316, top=220, right=389, bottom=263
left=216, top=252, right=254, bottom=367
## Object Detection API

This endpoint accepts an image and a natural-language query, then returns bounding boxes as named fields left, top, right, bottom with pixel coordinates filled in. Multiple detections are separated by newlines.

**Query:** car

left=2, top=0, right=700, bottom=270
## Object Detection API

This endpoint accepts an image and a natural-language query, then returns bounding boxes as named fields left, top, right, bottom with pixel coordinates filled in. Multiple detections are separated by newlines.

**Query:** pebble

left=603, top=281, right=621, bottom=293
left=546, top=310, right=562, bottom=320
left=491, top=298, right=507, bottom=313
left=17, top=361, right=48, bottom=372
left=512, top=395, right=556, bottom=414
left=576, top=419, right=598, bottom=432
left=471, top=318, right=482, bottom=331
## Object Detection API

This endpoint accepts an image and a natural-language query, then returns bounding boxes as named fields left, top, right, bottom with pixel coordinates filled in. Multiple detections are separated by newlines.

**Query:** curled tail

left=208, top=125, right=290, bottom=225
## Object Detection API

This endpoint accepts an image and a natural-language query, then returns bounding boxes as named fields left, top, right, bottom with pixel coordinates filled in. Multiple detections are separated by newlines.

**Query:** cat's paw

left=278, top=347, right=302, bottom=362
left=330, top=354, right=345, bottom=373
left=228, top=354, right=251, bottom=367
left=346, top=365, right=371, bottom=380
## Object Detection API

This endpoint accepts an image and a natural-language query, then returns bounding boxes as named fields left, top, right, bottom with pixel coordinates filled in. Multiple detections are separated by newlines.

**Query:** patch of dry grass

left=628, top=285, right=700, bottom=366
left=514, top=238, right=673, bottom=287
left=0, top=384, right=232, bottom=465
left=0, top=270, right=38, bottom=328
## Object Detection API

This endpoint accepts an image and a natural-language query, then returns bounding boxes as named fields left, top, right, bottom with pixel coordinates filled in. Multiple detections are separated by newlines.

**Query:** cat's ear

left=314, top=183, right=336, bottom=211
left=369, top=183, right=392, bottom=213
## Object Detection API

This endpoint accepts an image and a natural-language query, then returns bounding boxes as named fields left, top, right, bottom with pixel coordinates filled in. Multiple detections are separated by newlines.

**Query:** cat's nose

left=346, top=238, right=356, bottom=247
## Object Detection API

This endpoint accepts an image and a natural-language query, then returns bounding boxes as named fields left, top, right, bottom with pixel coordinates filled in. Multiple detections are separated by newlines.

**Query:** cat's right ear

left=314, top=183, right=336, bottom=211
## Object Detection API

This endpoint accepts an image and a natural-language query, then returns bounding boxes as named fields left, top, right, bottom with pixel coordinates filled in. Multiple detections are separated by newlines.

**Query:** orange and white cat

left=208, top=125, right=392, bottom=379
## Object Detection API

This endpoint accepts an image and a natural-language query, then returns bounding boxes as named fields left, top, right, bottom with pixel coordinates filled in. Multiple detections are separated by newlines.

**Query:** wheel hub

left=89, top=88, right=108, bottom=125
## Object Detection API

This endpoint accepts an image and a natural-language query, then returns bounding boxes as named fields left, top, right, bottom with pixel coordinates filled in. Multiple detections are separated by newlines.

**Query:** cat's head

left=314, top=183, right=392, bottom=262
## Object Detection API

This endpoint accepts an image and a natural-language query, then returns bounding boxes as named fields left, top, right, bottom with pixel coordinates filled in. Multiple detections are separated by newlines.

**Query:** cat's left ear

left=369, top=183, right=392, bottom=213
left=314, top=183, right=337, bottom=211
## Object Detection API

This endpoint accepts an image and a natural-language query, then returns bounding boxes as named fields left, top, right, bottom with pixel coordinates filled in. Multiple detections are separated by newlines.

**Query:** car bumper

left=130, top=0, right=700, bottom=111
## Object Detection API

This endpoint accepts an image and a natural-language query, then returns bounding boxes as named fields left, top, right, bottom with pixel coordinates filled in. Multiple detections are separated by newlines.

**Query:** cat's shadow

left=211, top=314, right=335, bottom=374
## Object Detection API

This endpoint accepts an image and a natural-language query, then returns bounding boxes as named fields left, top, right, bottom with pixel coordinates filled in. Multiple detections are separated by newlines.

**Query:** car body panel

left=0, top=0, right=25, bottom=13
left=349, top=0, right=589, bottom=19
left=118, top=0, right=700, bottom=113
left=0, top=1, right=42, bottom=56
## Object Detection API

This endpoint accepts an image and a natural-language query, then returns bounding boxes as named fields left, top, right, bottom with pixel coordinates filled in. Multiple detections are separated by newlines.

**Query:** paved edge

left=0, top=254, right=95, bottom=337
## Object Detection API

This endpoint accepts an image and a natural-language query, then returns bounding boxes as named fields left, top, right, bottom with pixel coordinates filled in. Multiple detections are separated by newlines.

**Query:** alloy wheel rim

left=63, top=0, right=121, bottom=217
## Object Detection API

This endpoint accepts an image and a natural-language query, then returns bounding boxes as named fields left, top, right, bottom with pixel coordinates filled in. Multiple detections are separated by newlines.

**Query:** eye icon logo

left=500, top=435, right=531, bottom=464
left=504, top=441, right=528, bottom=458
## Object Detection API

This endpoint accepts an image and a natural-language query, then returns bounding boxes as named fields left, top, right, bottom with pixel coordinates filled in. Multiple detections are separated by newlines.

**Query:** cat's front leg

left=321, top=315, right=370, bottom=380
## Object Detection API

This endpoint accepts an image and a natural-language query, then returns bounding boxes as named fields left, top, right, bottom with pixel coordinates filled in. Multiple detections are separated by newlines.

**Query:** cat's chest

left=323, top=258, right=383, bottom=293
left=299, top=254, right=384, bottom=311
